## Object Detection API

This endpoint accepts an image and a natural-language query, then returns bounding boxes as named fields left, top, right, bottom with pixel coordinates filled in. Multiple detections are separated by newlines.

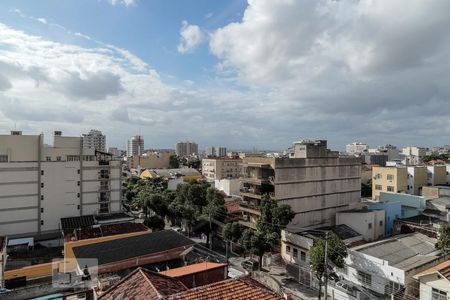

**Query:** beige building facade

left=127, top=152, right=172, bottom=169
left=373, top=165, right=448, bottom=200
left=201, top=158, right=242, bottom=182
left=240, top=140, right=361, bottom=229
left=0, top=131, right=122, bottom=237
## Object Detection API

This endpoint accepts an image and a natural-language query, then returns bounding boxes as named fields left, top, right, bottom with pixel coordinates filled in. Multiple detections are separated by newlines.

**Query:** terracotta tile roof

left=99, top=267, right=188, bottom=300
left=165, top=276, right=284, bottom=300
left=414, top=260, right=450, bottom=280
left=160, top=262, right=226, bottom=277
left=225, top=199, right=242, bottom=214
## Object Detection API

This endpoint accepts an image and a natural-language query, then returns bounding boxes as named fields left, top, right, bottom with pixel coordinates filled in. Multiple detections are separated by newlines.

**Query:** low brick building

left=160, top=262, right=227, bottom=288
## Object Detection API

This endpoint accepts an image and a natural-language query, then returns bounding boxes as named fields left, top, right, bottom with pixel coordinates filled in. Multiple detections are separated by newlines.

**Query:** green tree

left=223, top=222, right=244, bottom=243
left=437, top=224, right=450, bottom=254
left=361, top=179, right=372, bottom=198
left=144, top=215, right=165, bottom=231
left=310, top=232, right=348, bottom=300
left=147, top=193, right=169, bottom=219
left=169, top=154, right=180, bottom=168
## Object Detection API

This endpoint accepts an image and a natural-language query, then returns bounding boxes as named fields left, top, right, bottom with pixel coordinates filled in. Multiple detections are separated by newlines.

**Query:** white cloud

left=108, top=0, right=136, bottom=7
left=177, top=21, right=205, bottom=54
left=37, top=18, right=47, bottom=24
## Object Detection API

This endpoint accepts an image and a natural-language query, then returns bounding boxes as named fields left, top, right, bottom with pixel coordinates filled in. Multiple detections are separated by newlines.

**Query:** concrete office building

left=127, top=135, right=144, bottom=157
left=240, top=140, right=361, bottom=229
left=201, top=157, right=242, bottom=182
left=206, top=146, right=227, bottom=157
left=346, top=142, right=369, bottom=155
left=82, top=129, right=106, bottom=152
left=176, top=141, right=198, bottom=156
left=0, top=131, right=122, bottom=237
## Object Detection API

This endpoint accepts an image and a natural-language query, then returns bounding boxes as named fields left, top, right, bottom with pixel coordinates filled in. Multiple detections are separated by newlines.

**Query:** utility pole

left=324, top=231, right=329, bottom=300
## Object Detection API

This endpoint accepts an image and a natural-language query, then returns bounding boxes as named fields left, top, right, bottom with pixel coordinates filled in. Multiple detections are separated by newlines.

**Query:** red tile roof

left=99, top=267, right=188, bottom=300
left=225, top=199, right=242, bottom=214
left=165, top=276, right=284, bottom=300
left=160, top=262, right=226, bottom=277
left=414, top=260, right=450, bottom=280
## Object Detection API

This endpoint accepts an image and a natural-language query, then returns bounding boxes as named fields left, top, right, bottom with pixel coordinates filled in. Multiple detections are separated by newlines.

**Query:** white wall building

left=0, top=131, right=122, bottom=237
left=336, top=208, right=385, bottom=241
left=127, top=135, right=144, bottom=157
left=214, top=178, right=240, bottom=196
left=346, top=142, right=369, bottom=155
left=82, top=129, right=106, bottom=152
left=414, top=260, right=450, bottom=300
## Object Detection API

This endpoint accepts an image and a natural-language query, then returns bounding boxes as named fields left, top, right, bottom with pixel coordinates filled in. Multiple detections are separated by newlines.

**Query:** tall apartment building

left=0, top=131, right=122, bottom=237
left=127, top=135, right=144, bottom=157
left=346, top=142, right=369, bottom=155
left=82, top=129, right=106, bottom=151
left=240, top=140, right=361, bottom=229
left=201, top=157, right=242, bottom=182
left=205, top=146, right=227, bottom=157
left=372, top=165, right=447, bottom=200
left=176, top=141, right=198, bottom=156
left=402, top=146, right=426, bottom=165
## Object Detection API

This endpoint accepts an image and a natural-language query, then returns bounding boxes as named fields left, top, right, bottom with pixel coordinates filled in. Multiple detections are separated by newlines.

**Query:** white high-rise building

left=127, top=135, right=144, bottom=157
left=346, top=142, right=369, bottom=155
left=0, top=131, right=122, bottom=237
left=82, top=129, right=106, bottom=151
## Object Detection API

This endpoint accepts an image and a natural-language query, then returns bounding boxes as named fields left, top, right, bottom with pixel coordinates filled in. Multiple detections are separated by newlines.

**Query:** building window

left=46, top=156, right=51, bottom=161
left=368, top=223, right=372, bottom=229
left=77, top=193, right=80, bottom=198
left=286, top=245, right=291, bottom=253
left=40, top=220, right=44, bottom=225
left=375, top=185, right=383, bottom=191
left=41, top=183, right=44, bottom=188
left=374, top=173, right=382, bottom=179
left=293, top=248, right=298, bottom=258
left=357, top=270, right=372, bottom=286
left=384, top=281, right=403, bottom=295
left=56, top=156, right=62, bottom=161
left=379, top=220, right=383, bottom=226
left=41, top=195, right=44, bottom=201
left=387, top=186, right=394, bottom=192
left=432, top=288, right=447, bottom=300
left=41, top=208, right=44, bottom=213
left=77, top=169, right=80, bottom=174
left=41, top=170, right=44, bottom=176
left=387, top=175, right=394, bottom=181
left=77, top=181, right=80, bottom=186
left=77, top=205, right=80, bottom=210
left=0, top=154, right=8, bottom=162
left=300, top=251, right=306, bottom=262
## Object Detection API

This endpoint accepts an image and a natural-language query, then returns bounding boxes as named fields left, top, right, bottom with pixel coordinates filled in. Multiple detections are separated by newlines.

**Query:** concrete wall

left=214, top=179, right=240, bottom=196
left=367, top=201, right=401, bottom=236
left=407, top=166, right=427, bottom=195
left=336, top=210, right=385, bottom=241
left=427, top=165, right=447, bottom=186
left=372, top=167, right=408, bottom=200
left=379, top=192, right=426, bottom=218
left=128, top=153, right=171, bottom=169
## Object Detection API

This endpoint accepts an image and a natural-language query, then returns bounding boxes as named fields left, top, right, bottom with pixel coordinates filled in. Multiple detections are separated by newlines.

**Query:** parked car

left=241, top=259, right=259, bottom=270
left=0, top=288, right=11, bottom=294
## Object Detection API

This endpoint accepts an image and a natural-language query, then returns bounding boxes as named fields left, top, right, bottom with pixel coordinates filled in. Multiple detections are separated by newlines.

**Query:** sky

left=0, top=0, right=450, bottom=151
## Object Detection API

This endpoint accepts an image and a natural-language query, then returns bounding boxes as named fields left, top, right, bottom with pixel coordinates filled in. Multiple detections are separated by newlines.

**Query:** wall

left=128, top=153, right=171, bottom=169
left=407, top=166, right=427, bottom=195
left=418, top=273, right=450, bottom=300
left=379, top=192, right=426, bottom=218
left=367, top=201, right=401, bottom=236
left=372, top=167, right=407, bottom=200
left=177, top=266, right=227, bottom=288
left=336, top=210, right=385, bottom=241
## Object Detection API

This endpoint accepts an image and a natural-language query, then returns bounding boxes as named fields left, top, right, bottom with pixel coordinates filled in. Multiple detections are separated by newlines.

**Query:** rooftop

left=352, top=233, right=439, bottom=271
left=150, top=168, right=201, bottom=177
left=414, top=260, right=450, bottom=280
left=165, top=277, right=284, bottom=300
left=72, top=230, right=195, bottom=266
left=99, top=267, right=188, bottom=300
left=66, top=222, right=149, bottom=242
left=160, top=262, right=226, bottom=278
left=298, top=224, right=362, bottom=241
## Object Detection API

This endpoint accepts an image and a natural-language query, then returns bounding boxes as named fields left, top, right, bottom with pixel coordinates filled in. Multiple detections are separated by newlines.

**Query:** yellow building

left=372, top=167, right=408, bottom=200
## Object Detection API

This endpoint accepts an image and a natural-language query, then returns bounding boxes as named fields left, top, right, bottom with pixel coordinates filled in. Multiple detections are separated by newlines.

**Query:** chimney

left=10, top=130, right=22, bottom=135
left=54, top=131, right=62, bottom=136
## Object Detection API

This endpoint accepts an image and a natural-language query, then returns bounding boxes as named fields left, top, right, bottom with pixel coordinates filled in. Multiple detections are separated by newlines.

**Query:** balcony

left=98, top=208, right=110, bottom=214
left=238, top=219, right=257, bottom=230
left=98, top=174, right=110, bottom=180
left=98, top=160, right=110, bottom=166
left=240, top=177, right=272, bottom=185
left=239, top=201, right=261, bottom=216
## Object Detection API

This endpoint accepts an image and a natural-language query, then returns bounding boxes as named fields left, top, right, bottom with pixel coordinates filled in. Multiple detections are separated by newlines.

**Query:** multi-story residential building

left=402, top=146, right=426, bottom=164
left=127, top=152, right=172, bottom=169
left=240, top=140, right=361, bottom=229
left=127, top=135, right=144, bottom=157
left=373, top=165, right=447, bottom=200
left=82, top=129, right=106, bottom=151
left=201, top=158, right=242, bottom=182
left=0, top=131, right=122, bottom=237
left=346, top=142, right=369, bottom=155
left=108, top=147, right=125, bottom=157
left=176, top=141, right=198, bottom=156
left=414, top=260, right=450, bottom=300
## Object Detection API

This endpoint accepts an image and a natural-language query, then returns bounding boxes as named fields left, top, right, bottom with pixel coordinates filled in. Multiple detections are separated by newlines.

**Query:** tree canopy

left=437, top=224, right=450, bottom=254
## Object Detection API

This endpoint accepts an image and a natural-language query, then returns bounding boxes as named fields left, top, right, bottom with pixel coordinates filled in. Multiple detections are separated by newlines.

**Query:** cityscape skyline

left=1, top=0, right=450, bottom=149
